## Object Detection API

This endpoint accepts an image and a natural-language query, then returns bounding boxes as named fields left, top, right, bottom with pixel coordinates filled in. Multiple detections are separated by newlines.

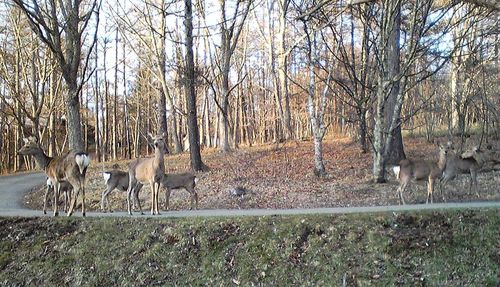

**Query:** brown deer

left=162, top=172, right=199, bottom=210
left=101, top=169, right=142, bottom=212
left=440, top=145, right=486, bottom=200
left=18, top=136, right=90, bottom=216
left=45, top=178, right=73, bottom=214
left=127, top=133, right=166, bottom=215
left=392, top=143, right=450, bottom=204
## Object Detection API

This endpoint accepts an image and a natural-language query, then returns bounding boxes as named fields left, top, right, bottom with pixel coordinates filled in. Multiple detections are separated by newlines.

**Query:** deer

left=162, top=172, right=199, bottom=211
left=127, top=133, right=166, bottom=215
left=45, top=178, right=73, bottom=214
left=101, top=169, right=142, bottom=212
left=439, top=144, right=487, bottom=201
left=18, top=136, right=90, bottom=216
left=392, top=142, right=450, bottom=205
left=101, top=170, right=199, bottom=212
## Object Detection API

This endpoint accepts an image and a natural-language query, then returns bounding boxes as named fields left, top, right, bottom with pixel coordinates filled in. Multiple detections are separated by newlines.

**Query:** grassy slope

left=1, top=209, right=499, bottom=286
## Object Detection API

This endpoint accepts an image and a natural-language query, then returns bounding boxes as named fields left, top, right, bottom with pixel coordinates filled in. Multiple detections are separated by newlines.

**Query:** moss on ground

left=0, top=209, right=499, bottom=286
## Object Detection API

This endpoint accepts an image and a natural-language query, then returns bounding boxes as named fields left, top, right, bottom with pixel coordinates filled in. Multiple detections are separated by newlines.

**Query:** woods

left=0, top=0, right=498, bottom=182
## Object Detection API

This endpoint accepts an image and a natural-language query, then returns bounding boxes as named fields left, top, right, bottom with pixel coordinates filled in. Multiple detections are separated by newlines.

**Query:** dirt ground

left=23, top=136, right=500, bottom=212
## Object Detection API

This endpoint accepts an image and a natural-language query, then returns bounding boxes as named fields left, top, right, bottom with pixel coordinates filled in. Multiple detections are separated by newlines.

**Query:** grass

left=1, top=209, right=499, bottom=286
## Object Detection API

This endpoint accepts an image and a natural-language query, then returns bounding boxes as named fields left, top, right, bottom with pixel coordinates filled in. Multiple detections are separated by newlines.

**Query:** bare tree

left=114, top=0, right=182, bottom=153
left=13, top=0, right=100, bottom=151
left=214, top=0, right=251, bottom=152
left=184, top=0, right=205, bottom=171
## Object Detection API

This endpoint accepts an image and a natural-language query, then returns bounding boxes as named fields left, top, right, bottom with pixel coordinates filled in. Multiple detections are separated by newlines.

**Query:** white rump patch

left=46, top=178, right=54, bottom=187
left=392, top=166, right=400, bottom=180
left=194, top=177, right=199, bottom=184
left=75, top=154, right=91, bottom=174
left=103, top=172, right=111, bottom=184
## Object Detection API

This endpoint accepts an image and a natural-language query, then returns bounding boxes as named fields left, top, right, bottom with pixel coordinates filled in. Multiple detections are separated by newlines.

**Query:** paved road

left=0, top=172, right=499, bottom=218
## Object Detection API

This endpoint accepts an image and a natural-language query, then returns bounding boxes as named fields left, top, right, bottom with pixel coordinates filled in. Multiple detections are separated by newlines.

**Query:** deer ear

left=23, top=138, right=29, bottom=144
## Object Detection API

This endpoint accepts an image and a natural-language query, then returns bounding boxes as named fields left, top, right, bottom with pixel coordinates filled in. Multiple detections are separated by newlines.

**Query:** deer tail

left=46, top=177, right=54, bottom=188
left=75, top=153, right=91, bottom=174
left=103, top=172, right=111, bottom=185
left=392, top=166, right=401, bottom=180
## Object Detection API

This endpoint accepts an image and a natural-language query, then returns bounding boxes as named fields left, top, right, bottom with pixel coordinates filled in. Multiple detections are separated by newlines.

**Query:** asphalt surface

left=0, top=172, right=499, bottom=218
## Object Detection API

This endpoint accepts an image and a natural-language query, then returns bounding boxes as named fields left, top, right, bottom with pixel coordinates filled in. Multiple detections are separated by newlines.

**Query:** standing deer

left=18, top=136, right=90, bottom=216
left=101, top=169, right=142, bottom=212
left=392, top=143, right=450, bottom=204
left=127, top=133, right=166, bottom=215
left=440, top=145, right=484, bottom=200
left=162, top=172, right=199, bottom=210
left=45, top=178, right=73, bottom=214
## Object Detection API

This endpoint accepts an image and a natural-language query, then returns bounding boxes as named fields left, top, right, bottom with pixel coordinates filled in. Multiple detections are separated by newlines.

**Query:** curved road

left=1, top=172, right=499, bottom=218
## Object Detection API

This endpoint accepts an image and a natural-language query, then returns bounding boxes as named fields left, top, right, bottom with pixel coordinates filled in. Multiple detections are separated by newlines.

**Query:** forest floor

left=23, top=135, right=500, bottom=212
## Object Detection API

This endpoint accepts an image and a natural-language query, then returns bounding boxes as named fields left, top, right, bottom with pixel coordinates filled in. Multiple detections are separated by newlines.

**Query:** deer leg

left=127, top=186, right=134, bottom=215
left=165, top=188, right=171, bottom=211
left=398, top=181, right=408, bottom=205
left=188, top=187, right=198, bottom=210
left=127, top=178, right=137, bottom=215
left=101, top=187, right=112, bottom=212
left=67, top=186, right=80, bottom=217
left=43, top=184, right=50, bottom=215
left=67, top=189, right=73, bottom=212
left=155, top=182, right=161, bottom=215
left=440, top=177, right=449, bottom=203
left=63, top=191, right=67, bottom=213
left=150, top=182, right=155, bottom=215
left=426, top=177, right=434, bottom=204
left=134, top=184, right=144, bottom=215
left=53, top=181, right=60, bottom=216
left=471, top=170, right=479, bottom=197
left=81, top=184, right=86, bottom=217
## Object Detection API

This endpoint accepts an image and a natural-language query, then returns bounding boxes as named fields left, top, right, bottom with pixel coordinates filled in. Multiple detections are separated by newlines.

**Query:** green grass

left=1, top=210, right=499, bottom=286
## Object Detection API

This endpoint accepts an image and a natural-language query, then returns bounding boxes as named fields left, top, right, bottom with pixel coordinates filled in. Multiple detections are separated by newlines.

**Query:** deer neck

left=438, top=151, right=447, bottom=171
left=31, top=148, right=52, bottom=171
left=153, top=146, right=165, bottom=170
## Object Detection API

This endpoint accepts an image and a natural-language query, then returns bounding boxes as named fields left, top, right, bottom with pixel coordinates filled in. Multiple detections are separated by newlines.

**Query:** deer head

left=149, top=132, right=168, bottom=153
left=18, top=137, right=41, bottom=155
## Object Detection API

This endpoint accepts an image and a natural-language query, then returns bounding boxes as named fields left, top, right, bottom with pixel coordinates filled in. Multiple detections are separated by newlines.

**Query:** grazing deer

left=18, top=136, right=90, bottom=216
left=45, top=178, right=73, bottom=214
left=162, top=172, right=199, bottom=211
left=392, top=143, right=450, bottom=204
left=440, top=145, right=484, bottom=200
left=127, top=133, right=166, bottom=215
left=101, top=169, right=142, bottom=212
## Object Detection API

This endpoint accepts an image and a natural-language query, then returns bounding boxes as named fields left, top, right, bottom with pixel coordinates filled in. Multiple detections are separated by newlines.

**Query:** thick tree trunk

left=383, top=2, right=405, bottom=165
left=372, top=0, right=404, bottom=182
left=65, top=83, right=84, bottom=151
left=184, top=0, right=205, bottom=171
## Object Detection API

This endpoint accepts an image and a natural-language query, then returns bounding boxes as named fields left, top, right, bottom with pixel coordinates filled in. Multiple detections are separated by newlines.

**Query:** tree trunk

left=94, top=63, right=100, bottom=162
left=278, top=0, right=292, bottom=140
left=306, top=29, right=327, bottom=177
left=123, top=40, right=131, bottom=159
left=184, top=0, right=205, bottom=171
left=65, top=82, right=84, bottom=151
left=383, top=1, right=405, bottom=165
left=372, top=0, right=404, bottom=182
left=112, top=29, right=119, bottom=160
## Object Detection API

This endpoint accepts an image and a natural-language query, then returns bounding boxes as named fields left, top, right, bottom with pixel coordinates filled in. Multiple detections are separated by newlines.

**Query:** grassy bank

left=1, top=209, right=499, bottom=286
